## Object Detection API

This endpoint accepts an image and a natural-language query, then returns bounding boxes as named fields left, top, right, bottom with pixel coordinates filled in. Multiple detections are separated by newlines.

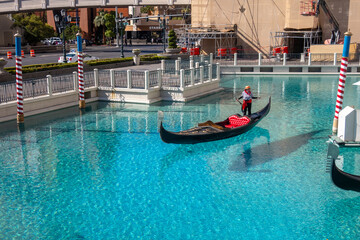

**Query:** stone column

left=46, top=75, right=53, bottom=96
left=144, top=70, right=149, bottom=90
left=94, top=68, right=99, bottom=88
left=127, top=69, right=132, bottom=89
left=258, top=53, right=262, bottom=66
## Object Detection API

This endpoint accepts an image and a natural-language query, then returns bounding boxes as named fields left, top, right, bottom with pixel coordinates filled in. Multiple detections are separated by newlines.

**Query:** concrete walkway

left=114, top=62, right=161, bottom=71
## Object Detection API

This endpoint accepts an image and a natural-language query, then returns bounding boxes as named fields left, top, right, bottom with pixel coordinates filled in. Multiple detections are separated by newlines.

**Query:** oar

left=234, top=98, right=244, bottom=115
left=235, top=98, right=242, bottom=107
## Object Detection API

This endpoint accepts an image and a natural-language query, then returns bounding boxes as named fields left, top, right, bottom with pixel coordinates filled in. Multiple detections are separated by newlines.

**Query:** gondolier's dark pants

left=243, top=103, right=252, bottom=115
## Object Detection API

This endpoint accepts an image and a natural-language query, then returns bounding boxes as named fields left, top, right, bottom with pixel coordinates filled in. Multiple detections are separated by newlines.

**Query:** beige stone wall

left=0, top=15, right=17, bottom=47
left=192, top=0, right=360, bottom=55
left=348, top=0, right=360, bottom=41
left=191, top=0, right=287, bottom=54
left=310, top=43, right=358, bottom=61
left=284, top=0, right=318, bottom=30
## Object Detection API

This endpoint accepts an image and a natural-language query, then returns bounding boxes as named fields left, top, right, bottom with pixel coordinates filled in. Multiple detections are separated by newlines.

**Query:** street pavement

left=4, top=44, right=164, bottom=68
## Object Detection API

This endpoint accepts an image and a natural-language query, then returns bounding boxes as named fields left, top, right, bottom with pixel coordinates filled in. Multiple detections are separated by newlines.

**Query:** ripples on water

left=1, top=75, right=360, bottom=239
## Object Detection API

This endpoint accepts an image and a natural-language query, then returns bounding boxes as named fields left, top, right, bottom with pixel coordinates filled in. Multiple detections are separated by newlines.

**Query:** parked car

left=58, top=53, right=99, bottom=63
left=50, top=37, right=62, bottom=45
left=41, top=38, right=51, bottom=45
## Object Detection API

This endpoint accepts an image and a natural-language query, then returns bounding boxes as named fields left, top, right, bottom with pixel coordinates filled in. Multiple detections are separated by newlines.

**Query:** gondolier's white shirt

left=241, top=91, right=254, bottom=101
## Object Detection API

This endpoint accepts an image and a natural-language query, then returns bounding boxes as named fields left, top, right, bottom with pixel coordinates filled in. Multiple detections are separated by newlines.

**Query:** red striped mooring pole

left=332, top=31, right=352, bottom=134
left=77, top=32, right=85, bottom=109
left=15, top=33, right=24, bottom=123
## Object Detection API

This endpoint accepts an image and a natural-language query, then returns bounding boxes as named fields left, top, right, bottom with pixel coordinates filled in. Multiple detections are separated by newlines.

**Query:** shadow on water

left=159, top=127, right=271, bottom=176
left=229, top=130, right=326, bottom=172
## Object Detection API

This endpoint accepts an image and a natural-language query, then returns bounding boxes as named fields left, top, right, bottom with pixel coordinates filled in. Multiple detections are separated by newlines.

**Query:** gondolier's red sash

left=242, top=99, right=252, bottom=110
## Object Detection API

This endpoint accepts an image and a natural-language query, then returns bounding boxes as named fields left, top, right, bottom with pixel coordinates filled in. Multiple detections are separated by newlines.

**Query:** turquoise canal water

left=1, top=74, right=360, bottom=239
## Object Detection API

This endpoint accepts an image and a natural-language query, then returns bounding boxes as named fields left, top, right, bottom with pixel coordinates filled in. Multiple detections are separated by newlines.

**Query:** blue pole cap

left=342, top=31, right=352, bottom=58
left=76, top=32, right=82, bottom=52
left=14, top=32, right=22, bottom=38
left=14, top=32, right=22, bottom=57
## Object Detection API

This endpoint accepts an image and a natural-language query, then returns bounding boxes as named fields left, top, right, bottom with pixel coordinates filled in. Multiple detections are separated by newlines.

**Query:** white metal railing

left=220, top=52, right=360, bottom=66
left=0, top=57, right=220, bottom=105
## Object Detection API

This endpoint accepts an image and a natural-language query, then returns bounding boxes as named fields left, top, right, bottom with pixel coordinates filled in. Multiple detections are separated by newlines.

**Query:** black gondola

left=327, top=141, right=360, bottom=192
left=331, top=159, right=360, bottom=192
left=160, top=97, right=271, bottom=144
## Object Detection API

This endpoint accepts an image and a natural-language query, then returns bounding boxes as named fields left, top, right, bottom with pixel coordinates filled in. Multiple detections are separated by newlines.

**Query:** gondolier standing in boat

left=237, top=86, right=258, bottom=115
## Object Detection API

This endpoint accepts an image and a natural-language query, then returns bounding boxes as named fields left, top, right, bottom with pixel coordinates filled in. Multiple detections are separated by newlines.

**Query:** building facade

left=190, top=0, right=360, bottom=55
left=0, top=15, right=18, bottom=47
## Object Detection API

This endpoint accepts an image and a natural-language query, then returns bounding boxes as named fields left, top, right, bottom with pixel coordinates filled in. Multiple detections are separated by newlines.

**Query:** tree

left=94, top=10, right=106, bottom=44
left=140, top=6, right=154, bottom=14
left=60, top=24, right=81, bottom=41
left=12, top=13, right=55, bottom=45
left=104, top=12, right=116, bottom=45
left=168, top=29, right=177, bottom=49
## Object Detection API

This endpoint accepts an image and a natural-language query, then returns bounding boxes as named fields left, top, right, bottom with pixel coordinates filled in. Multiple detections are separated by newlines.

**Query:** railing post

left=200, top=66, right=204, bottom=84
left=209, top=64, right=213, bottom=82
left=189, top=55, right=193, bottom=61
left=144, top=70, right=149, bottom=90
left=73, top=71, right=78, bottom=92
left=200, top=54, right=204, bottom=62
left=175, top=59, right=180, bottom=75
left=190, top=67, right=194, bottom=86
left=180, top=69, right=185, bottom=89
left=190, top=59, right=194, bottom=69
left=300, top=53, right=305, bottom=63
left=94, top=68, right=99, bottom=88
left=334, top=53, right=337, bottom=66
left=216, top=62, right=220, bottom=81
left=258, top=53, right=262, bottom=66
left=209, top=53, right=213, bottom=65
left=195, top=62, right=200, bottom=82
left=46, top=75, right=52, bottom=96
left=308, top=53, right=312, bottom=66
left=110, top=69, right=115, bottom=88
left=234, top=53, right=237, bottom=66
left=283, top=53, right=287, bottom=66
left=157, top=68, right=162, bottom=88
left=161, top=59, right=165, bottom=71
left=127, top=69, right=132, bottom=89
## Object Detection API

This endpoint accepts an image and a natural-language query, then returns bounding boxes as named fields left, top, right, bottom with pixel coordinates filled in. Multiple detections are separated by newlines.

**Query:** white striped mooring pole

left=332, top=31, right=352, bottom=134
left=77, top=32, right=85, bottom=109
left=15, top=33, right=24, bottom=123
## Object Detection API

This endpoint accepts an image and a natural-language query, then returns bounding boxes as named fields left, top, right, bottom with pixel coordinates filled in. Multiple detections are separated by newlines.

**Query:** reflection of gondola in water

left=327, top=142, right=360, bottom=192
left=159, top=97, right=271, bottom=144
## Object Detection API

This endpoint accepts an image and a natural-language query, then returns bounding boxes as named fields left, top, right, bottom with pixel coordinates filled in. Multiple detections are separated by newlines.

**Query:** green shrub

left=86, top=57, right=133, bottom=66
left=140, top=54, right=168, bottom=61
left=168, top=30, right=177, bottom=49
left=3, top=54, right=168, bottom=74
left=4, top=62, right=78, bottom=74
